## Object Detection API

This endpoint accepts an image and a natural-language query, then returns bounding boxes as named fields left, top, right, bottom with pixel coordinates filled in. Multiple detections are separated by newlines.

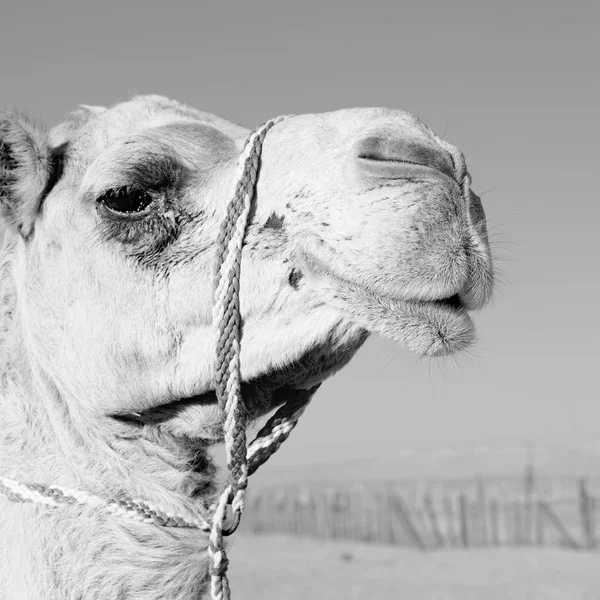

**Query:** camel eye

left=98, top=188, right=154, bottom=214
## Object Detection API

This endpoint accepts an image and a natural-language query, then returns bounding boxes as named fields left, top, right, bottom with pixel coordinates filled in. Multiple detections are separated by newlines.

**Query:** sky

left=1, top=1, right=599, bottom=480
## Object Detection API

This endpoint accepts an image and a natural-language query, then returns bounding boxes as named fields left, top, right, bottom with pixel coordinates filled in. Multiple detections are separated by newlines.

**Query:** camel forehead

left=84, top=97, right=230, bottom=149
left=54, top=96, right=244, bottom=182
left=88, top=97, right=433, bottom=146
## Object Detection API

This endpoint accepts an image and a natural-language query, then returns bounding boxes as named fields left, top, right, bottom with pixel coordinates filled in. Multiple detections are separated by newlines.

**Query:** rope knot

left=208, top=550, right=230, bottom=577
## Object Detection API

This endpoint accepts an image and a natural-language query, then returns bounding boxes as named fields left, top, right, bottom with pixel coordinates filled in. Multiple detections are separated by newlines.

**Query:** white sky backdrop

left=1, top=1, right=598, bottom=479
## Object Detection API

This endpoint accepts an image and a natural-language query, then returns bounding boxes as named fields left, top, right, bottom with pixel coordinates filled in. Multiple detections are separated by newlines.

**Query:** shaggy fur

left=0, top=96, right=493, bottom=599
left=0, top=111, right=55, bottom=238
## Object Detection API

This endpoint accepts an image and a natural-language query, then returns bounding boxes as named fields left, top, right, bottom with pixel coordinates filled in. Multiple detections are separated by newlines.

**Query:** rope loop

left=219, top=478, right=248, bottom=536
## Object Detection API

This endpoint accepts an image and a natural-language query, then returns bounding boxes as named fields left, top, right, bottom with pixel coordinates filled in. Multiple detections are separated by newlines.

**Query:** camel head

left=0, top=95, right=493, bottom=448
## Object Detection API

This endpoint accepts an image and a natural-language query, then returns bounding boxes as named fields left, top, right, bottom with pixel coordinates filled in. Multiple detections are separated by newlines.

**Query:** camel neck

left=1, top=309, right=216, bottom=517
left=0, top=307, right=215, bottom=598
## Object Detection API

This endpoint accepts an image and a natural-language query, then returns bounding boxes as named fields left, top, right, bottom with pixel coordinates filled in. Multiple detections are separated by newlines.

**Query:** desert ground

left=229, top=533, right=600, bottom=600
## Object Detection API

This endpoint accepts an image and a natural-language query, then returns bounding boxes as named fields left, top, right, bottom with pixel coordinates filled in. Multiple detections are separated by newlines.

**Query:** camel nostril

left=354, top=135, right=455, bottom=180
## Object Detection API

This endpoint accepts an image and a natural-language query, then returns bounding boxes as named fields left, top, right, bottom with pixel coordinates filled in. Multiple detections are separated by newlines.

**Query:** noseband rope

left=0, top=115, right=313, bottom=600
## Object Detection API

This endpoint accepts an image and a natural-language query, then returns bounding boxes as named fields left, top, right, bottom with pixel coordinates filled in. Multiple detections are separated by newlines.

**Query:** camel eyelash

left=96, top=192, right=183, bottom=255
left=96, top=187, right=156, bottom=217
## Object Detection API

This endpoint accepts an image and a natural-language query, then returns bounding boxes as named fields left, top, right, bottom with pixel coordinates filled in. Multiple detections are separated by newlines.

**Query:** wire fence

left=240, top=474, right=600, bottom=550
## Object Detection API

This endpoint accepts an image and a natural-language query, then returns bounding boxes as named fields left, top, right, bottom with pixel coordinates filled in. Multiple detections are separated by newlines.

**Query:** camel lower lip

left=332, top=285, right=474, bottom=357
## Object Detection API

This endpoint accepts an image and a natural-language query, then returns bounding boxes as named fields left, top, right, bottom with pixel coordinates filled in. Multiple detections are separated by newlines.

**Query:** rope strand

left=209, top=116, right=291, bottom=599
left=0, top=477, right=210, bottom=530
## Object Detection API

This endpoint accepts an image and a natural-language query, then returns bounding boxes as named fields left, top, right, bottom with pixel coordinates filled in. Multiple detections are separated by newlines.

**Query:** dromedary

left=0, top=95, right=493, bottom=599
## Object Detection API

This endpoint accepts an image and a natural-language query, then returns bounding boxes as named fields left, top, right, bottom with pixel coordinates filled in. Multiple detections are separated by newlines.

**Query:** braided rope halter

left=208, top=114, right=313, bottom=599
left=0, top=115, right=313, bottom=600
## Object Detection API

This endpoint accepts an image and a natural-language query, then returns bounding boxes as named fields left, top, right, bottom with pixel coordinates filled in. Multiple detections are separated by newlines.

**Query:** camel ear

left=0, top=110, right=53, bottom=238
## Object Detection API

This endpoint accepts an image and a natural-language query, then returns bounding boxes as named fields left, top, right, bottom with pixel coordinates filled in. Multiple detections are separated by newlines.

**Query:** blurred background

left=1, top=1, right=599, bottom=597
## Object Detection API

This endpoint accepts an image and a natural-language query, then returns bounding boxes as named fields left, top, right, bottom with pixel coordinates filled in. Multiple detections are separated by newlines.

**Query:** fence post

left=535, top=498, right=545, bottom=546
left=378, top=488, right=395, bottom=545
left=579, top=478, right=596, bottom=549
left=591, top=496, right=597, bottom=549
left=356, top=486, right=371, bottom=543
left=459, top=494, right=469, bottom=547
left=423, top=492, right=444, bottom=547
left=513, top=500, right=523, bottom=546
left=488, top=497, right=500, bottom=546
left=476, top=477, right=488, bottom=546
left=442, top=493, right=457, bottom=547
left=523, top=462, right=535, bottom=545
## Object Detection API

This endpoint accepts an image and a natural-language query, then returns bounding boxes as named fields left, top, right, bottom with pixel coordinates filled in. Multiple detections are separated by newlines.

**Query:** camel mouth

left=428, top=293, right=464, bottom=311
left=111, top=335, right=366, bottom=432
left=112, top=392, right=219, bottom=427
left=111, top=384, right=298, bottom=432
left=298, top=250, right=474, bottom=357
